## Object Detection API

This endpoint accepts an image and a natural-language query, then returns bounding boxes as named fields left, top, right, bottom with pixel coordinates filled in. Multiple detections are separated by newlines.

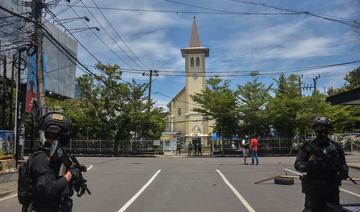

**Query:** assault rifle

left=57, top=145, right=91, bottom=197
left=305, top=140, right=357, bottom=185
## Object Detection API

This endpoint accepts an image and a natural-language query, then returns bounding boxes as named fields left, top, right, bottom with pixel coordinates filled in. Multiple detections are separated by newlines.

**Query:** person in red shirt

left=250, top=135, right=259, bottom=165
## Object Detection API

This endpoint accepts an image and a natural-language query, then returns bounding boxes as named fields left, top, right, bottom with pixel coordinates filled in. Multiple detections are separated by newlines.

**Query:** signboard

left=161, top=132, right=177, bottom=151
left=25, top=54, right=37, bottom=112
left=0, top=130, right=14, bottom=154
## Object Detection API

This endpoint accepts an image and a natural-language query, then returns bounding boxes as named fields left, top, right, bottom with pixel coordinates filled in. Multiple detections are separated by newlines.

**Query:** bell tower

left=180, top=17, right=209, bottom=144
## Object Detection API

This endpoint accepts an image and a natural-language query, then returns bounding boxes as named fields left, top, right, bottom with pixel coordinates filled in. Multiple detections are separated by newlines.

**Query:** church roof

left=167, top=87, right=185, bottom=107
left=189, top=17, right=201, bottom=47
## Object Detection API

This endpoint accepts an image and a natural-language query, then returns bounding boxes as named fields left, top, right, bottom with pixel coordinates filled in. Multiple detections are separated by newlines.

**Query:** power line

left=46, top=8, right=103, bottom=64
left=165, top=0, right=299, bottom=15
left=153, top=91, right=198, bottom=107
left=72, top=0, right=136, bottom=68
left=0, top=5, right=145, bottom=108
left=88, top=0, right=151, bottom=70
left=56, top=4, right=303, bottom=16
left=0, top=0, right=81, bottom=42
left=229, top=0, right=360, bottom=28
left=88, top=59, right=360, bottom=74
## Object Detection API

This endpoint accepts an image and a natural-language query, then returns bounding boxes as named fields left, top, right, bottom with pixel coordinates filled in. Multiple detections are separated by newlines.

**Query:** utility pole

left=14, top=47, right=27, bottom=164
left=143, top=70, right=159, bottom=105
left=1, top=56, right=6, bottom=129
left=32, top=0, right=46, bottom=113
left=32, top=0, right=46, bottom=148
left=298, top=74, right=303, bottom=96
left=312, top=75, right=320, bottom=95
left=9, top=54, right=15, bottom=128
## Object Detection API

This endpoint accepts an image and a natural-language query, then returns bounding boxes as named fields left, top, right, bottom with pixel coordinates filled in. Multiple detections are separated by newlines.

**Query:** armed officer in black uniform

left=26, top=112, right=79, bottom=212
left=294, top=117, right=349, bottom=212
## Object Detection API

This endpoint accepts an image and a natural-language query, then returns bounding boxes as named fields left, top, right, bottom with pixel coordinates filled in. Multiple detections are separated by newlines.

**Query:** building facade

left=0, top=1, right=77, bottom=98
left=167, top=18, right=214, bottom=146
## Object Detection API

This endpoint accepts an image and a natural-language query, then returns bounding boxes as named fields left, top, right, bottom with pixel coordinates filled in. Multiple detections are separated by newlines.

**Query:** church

left=167, top=18, right=214, bottom=147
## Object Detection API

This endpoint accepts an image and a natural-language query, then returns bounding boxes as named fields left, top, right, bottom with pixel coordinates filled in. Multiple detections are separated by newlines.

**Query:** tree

left=192, top=77, right=239, bottom=139
left=46, top=97, right=96, bottom=139
left=236, top=78, right=272, bottom=137
left=327, top=66, right=360, bottom=95
left=344, top=66, right=360, bottom=89
left=77, top=63, right=165, bottom=154
left=267, top=74, right=302, bottom=139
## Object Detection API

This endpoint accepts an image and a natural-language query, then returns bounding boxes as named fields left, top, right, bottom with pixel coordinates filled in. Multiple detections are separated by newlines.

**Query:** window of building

left=178, top=108, right=181, bottom=116
left=190, top=57, right=194, bottom=67
left=196, top=57, right=200, bottom=67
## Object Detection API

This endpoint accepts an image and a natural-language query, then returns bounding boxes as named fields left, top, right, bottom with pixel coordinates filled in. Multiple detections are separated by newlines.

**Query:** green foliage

left=45, top=63, right=165, bottom=155
left=344, top=66, right=360, bottom=89
left=191, top=70, right=359, bottom=140
left=191, top=77, right=239, bottom=139
left=236, top=78, right=272, bottom=136
left=327, top=66, right=360, bottom=95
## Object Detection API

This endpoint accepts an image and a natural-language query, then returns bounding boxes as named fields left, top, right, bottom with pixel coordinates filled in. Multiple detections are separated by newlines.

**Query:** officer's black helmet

left=39, top=112, right=72, bottom=146
left=311, top=116, right=332, bottom=131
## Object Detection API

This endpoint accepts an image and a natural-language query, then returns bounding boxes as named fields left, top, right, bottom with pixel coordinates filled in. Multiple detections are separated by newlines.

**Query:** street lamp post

left=55, top=16, right=90, bottom=25
left=67, top=27, right=100, bottom=33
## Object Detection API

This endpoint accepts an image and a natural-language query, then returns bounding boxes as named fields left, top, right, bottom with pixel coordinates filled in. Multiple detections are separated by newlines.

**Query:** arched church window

left=196, top=57, right=200, bottom=67
left=190, top=57, right=194, bottom=67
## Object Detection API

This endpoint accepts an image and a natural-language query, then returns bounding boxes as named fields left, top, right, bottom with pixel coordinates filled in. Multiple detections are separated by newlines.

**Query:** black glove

left=309, top=158, right=328, bottom=170
left=68, top=168, right=80, bottom=182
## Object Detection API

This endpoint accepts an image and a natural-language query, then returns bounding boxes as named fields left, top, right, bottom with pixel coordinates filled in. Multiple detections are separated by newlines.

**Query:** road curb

left=349, top=163, right=360, bottom=170
left=0, top=172, right=17, bottom=184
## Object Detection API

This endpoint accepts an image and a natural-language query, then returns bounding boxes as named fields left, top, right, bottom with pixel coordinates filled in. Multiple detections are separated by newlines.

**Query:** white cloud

left=211, top=20, right=347, bottom=63
left=274, top=37, right=335, bottom=59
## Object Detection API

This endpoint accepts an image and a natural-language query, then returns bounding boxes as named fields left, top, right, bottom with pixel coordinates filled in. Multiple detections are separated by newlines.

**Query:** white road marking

left=283, top=168, right=360, bottom=198
left=87, top=165, right=94, bottom=171
left=0, top=164, right=95, bottom=202
left=216, top=169, right=256, bottom=212
left=117, top=169, right=162, bottom=212
left=0, top=194, right=17, bottom=202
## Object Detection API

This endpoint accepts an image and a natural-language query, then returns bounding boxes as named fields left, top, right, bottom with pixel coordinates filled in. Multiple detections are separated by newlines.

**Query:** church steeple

left=189, top=17, right=201, bottom=47
left=181, top=18, right=209, bottom=58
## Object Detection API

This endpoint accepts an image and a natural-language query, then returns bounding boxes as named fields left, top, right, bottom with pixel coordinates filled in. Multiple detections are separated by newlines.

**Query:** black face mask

left=315, top=130, right=329, bottom=142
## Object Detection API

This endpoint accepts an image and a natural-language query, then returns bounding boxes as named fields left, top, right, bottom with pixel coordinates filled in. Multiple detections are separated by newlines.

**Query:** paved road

left=1, top=156, right=360, bottom=212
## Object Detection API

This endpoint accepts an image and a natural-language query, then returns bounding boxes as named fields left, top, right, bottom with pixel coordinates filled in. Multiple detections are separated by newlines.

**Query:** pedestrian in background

left=250, top=135, right=259, bottom=165
left=241, top=136, right=250, bottom=165
left=194, top=141, right=198, bottom=156
left=187, top=142, right=193, bottom=156
left=176, top=142, right=182, bottom=156
left=198, top=142, right=202, bottom=156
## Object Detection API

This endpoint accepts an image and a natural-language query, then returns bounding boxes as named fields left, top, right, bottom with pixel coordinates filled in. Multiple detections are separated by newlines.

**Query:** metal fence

left=331, top=134, right=360, bottom=153
left=212, top=138, right=294, bottom=156
left=291, top=134, right=360, bottom=154
left=24, top=139, right=163, bottom=155
left=21, top=133, right=360, bottom=156
left=66, top=140, right=163, bottom=155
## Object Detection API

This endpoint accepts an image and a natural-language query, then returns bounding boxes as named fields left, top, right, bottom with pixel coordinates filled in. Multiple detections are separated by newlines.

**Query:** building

left=43, top=22, right=77, bottom=99
left=167, top=18, right=214, bottom=147
left=0, top=1, right=77, bottom=99
left=326, top=87, right=360, bottom=105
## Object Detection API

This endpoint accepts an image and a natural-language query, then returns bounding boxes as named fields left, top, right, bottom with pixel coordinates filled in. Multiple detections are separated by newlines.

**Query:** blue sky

left=51, top=0, right=360, bottom=109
